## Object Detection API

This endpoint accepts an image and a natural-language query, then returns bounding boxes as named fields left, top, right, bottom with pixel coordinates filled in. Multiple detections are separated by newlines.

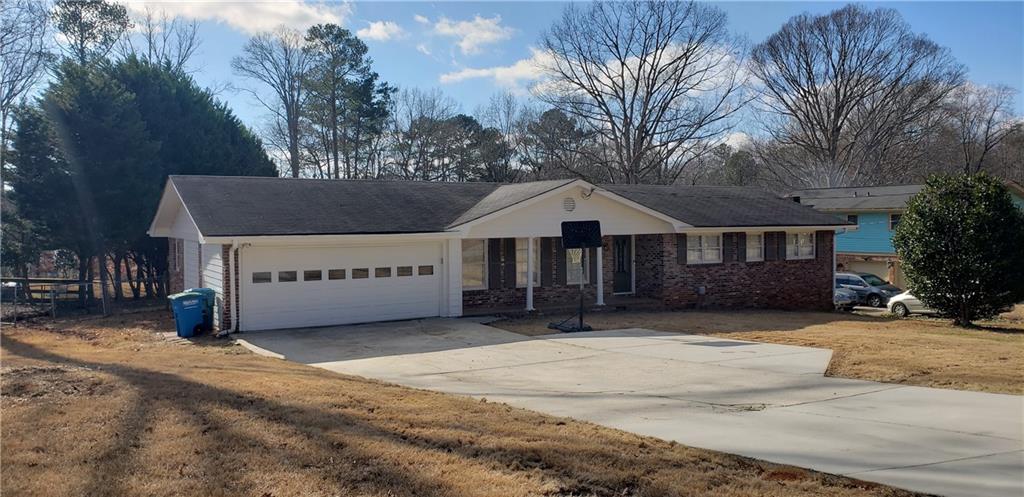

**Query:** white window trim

left=686, top=234, right=723, bottom=264
left=786, top=232, right=816, bottom=260
left=515, top=238, right=542, bottom=288
left=462, top=239, right=488, bottom=291
left=745, top=232, right=764, bottom=262
left=566, top=248, right=590, bottom=285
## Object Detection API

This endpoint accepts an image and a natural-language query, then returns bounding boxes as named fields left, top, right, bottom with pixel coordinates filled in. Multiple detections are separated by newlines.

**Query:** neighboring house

left=148, top=176, right=849, bottom=332
left=791, top=180, right=1024, bottom=288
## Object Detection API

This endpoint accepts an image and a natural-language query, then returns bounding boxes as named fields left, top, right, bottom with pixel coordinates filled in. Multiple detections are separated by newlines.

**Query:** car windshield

left=861, top=274, right=888, bottom=286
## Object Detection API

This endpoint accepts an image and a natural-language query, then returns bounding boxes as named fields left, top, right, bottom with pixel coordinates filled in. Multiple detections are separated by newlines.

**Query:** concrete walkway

left=239, top=319, right=1024, bottom=497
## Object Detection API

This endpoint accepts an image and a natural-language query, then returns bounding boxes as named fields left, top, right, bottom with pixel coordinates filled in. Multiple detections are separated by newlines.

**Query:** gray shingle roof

left=602, top=184, right=848, bottom=227
left=171, top=176, right=499, bottom=236
left=789, top=185, right=923, bottom=211
left=169, top=176, right=848, bottom=237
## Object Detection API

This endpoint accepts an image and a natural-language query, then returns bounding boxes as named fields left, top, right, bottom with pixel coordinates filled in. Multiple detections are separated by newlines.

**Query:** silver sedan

left=886, top=291, right=937, bottom=317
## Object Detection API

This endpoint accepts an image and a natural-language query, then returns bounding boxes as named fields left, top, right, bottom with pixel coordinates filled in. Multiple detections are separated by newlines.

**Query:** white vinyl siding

left=746, top=233, right=764, bottom=262
left=516, top=238, right=541, bottom=287
left=183, top=239, right=199, bottom=289
left=786, top=232, right=815, bottom=260
left=687, top=234, right=722, bottom=264
left=462, top=239, right=487, bottom=290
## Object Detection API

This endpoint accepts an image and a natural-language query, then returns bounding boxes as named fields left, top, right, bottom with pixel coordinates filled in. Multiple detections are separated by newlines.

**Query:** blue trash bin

left=169, top=292, right=204, bottom=338
left=185, top=288, right=217, bottom=331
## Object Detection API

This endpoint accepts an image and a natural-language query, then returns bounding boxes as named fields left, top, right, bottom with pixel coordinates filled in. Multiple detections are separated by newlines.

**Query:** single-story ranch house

left=148, top=176, right=850, bottom=332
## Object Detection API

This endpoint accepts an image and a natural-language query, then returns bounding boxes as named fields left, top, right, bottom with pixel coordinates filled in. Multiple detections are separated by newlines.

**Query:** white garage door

left=240, top=243, right=443, bottom=331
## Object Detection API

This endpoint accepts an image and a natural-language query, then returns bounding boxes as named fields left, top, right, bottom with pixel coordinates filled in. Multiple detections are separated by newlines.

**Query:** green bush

left=893, top=174, right=1024, bottom=326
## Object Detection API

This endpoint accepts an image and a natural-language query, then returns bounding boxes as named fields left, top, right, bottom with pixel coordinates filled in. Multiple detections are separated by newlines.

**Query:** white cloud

left=440, top=47, right=553, bottom=91
left=356, top=20, right=405, bottom=41
left=724, top=132, right=752, bottom=150
left=433, top=15, right=514, bottom=55
left=413, top=14, right=429, bottom=25
left=120, top=0, right=352, bottom=35
left=416, top=43, right=432, bottom=56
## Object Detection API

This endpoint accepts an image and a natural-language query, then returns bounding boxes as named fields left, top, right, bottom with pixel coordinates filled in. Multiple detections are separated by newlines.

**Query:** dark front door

left=612, top=235, right=632, bottom=294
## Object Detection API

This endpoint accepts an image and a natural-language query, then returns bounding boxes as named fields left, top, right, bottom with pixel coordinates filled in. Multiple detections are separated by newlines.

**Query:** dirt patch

left=2, top=365, right=113, bottom=404
left=493, top=309, right=1024, bottom=394
left=1, top=310, right=924, bottom=497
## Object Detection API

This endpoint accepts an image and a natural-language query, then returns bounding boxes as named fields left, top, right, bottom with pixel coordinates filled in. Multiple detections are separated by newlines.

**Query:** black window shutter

left=555, top=237, right=567, bottom=286
left=487, top=238, right=502, bottom=289
left=540, top=238, right=553, bottom=287
left=815, top=231, right=827, bottom=260
left=502, top=238, right=516, bottom=288
left=588, top=247, right=598, bottom=283
left=777, top=232, right=788, bottom=259
left=764, top=233, right=777, bottom=261
left=676, top=234, right=687, bottom=265
left=723, top=233, right=736, bottom=263
left=737, top=233, right=747, bottom=263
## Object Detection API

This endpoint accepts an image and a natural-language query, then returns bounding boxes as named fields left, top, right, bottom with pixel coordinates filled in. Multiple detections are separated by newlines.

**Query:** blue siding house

left=791, top=181, right=1024, bottom=288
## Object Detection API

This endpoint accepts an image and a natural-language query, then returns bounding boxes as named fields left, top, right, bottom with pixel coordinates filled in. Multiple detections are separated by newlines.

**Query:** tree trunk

left=76, top=254, right=90, bottom=308
left=112, top=252, right=124, bottom=301
left=98, top=254, right=111, bottom=316
left=125, top=256, right=141, bottom=299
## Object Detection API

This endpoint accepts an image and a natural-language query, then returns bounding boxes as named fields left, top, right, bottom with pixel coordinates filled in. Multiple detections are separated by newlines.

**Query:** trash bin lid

left=168, top=291, right=202, bottom=301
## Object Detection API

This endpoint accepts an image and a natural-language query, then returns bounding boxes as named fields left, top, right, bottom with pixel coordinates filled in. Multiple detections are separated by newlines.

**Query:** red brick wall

left=464, top=231, right=834, bottom=313
left=654, top=231, right=834, bottom=311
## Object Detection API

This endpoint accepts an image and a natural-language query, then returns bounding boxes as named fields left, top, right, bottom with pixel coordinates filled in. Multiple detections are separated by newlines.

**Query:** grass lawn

left=0, top=311, right=922, bottom=497
left=493, top=308, right=1024, bottom=395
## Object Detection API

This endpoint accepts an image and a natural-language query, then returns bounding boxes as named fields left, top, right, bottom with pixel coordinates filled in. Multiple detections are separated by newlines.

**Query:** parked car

left=886, top=292, right=938, bottom=317
left=835, top=271, right=903, bottom=308
left=834, top=282, right=858, bottom=311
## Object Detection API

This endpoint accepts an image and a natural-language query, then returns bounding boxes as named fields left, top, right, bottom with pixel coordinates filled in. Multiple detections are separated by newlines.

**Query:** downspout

left=217, top=240, right=239, bottom=337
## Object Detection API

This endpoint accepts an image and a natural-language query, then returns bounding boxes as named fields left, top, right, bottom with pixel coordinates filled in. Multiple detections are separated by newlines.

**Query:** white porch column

left=596, top=245, right=605, bottom=305
left=526, top=237, right=535, bottom=311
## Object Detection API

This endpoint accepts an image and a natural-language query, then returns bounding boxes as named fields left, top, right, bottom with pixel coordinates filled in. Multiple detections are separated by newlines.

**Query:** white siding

left=465, top=185, right=676, bottom=239
left=183, top=239, right=199, bottom=290
left=201, top=243, right=224, bottom=328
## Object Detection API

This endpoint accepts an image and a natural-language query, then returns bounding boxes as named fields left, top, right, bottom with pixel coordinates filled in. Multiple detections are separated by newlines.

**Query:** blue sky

left=142, top=1, right=1024, bottom=132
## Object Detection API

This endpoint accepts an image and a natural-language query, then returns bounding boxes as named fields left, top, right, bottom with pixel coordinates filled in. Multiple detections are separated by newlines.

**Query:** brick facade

left=464, top=231, right=834, bottom=313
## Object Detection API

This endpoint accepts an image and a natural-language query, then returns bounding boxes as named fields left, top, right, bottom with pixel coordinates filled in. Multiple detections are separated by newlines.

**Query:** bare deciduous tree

left=749, top=4, right=965, bottom=188
left=232, top=28, right=310, bottom=177
left=1, top=0, right=50, bottom=169
left=946, top=84, right=1020, bottom=173
left=118, top=7, right=200, bottom=73
left=537, top=0, right=747, bottom=184
left=51, top=0, right=131, bottom=64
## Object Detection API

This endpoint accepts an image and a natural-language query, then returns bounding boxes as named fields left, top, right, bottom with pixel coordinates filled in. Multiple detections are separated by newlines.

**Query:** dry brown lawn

left=0, top=311, right=922, bottom=497
left=494, top=308, right=1024, bottom=395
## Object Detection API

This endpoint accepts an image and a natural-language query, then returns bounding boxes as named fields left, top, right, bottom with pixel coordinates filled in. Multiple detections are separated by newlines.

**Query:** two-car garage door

left=240, top=243, right=443, bottom=331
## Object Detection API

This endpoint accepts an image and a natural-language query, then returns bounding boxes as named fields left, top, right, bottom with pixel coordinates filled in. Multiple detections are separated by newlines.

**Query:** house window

left=375, top=267, right=391, bottom=278
left=462, top=239, right=486, bottom=290
left=786, top=232, right=815, bottom=260
left=352, top=268, right=369, bottom=279
left=746, top=233, right=764, bottom=262
left=303, top=270, right=322, bottom=281
left=278, top=271, right=297, bottom=282
left=847, top=214, right=859, bottom=225
left=328, top=269, right=346, bottom=280
left=418, top=265, right=434, bottom=276
left=515, top=238, right=541, bottom=287
left=252, top=272, right=271, bottom=284
left=687, top=234, right=722, bottom=264
left=397, top=266, right=413, bottom=277
left=566, top=249, right=590, bottom=285
left=889, top=213, right=901, bottom=231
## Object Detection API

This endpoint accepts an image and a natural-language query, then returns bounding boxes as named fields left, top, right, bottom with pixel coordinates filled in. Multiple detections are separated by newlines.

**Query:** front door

left=612, top=235, right=632, bottom=294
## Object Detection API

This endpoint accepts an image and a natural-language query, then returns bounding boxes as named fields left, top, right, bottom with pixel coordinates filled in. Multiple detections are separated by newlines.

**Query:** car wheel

left=892, top=302, right=910, bottom=318
left=866, top=294, right=883, bottom=308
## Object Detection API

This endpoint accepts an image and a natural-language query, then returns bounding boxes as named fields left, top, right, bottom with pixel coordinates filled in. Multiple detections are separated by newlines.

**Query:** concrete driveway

left=239, top=318, right=1023, bottom=497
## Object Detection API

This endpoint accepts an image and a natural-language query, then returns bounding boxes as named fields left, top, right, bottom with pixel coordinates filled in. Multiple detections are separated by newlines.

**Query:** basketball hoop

left=567, top=248, right=583, bottom=265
